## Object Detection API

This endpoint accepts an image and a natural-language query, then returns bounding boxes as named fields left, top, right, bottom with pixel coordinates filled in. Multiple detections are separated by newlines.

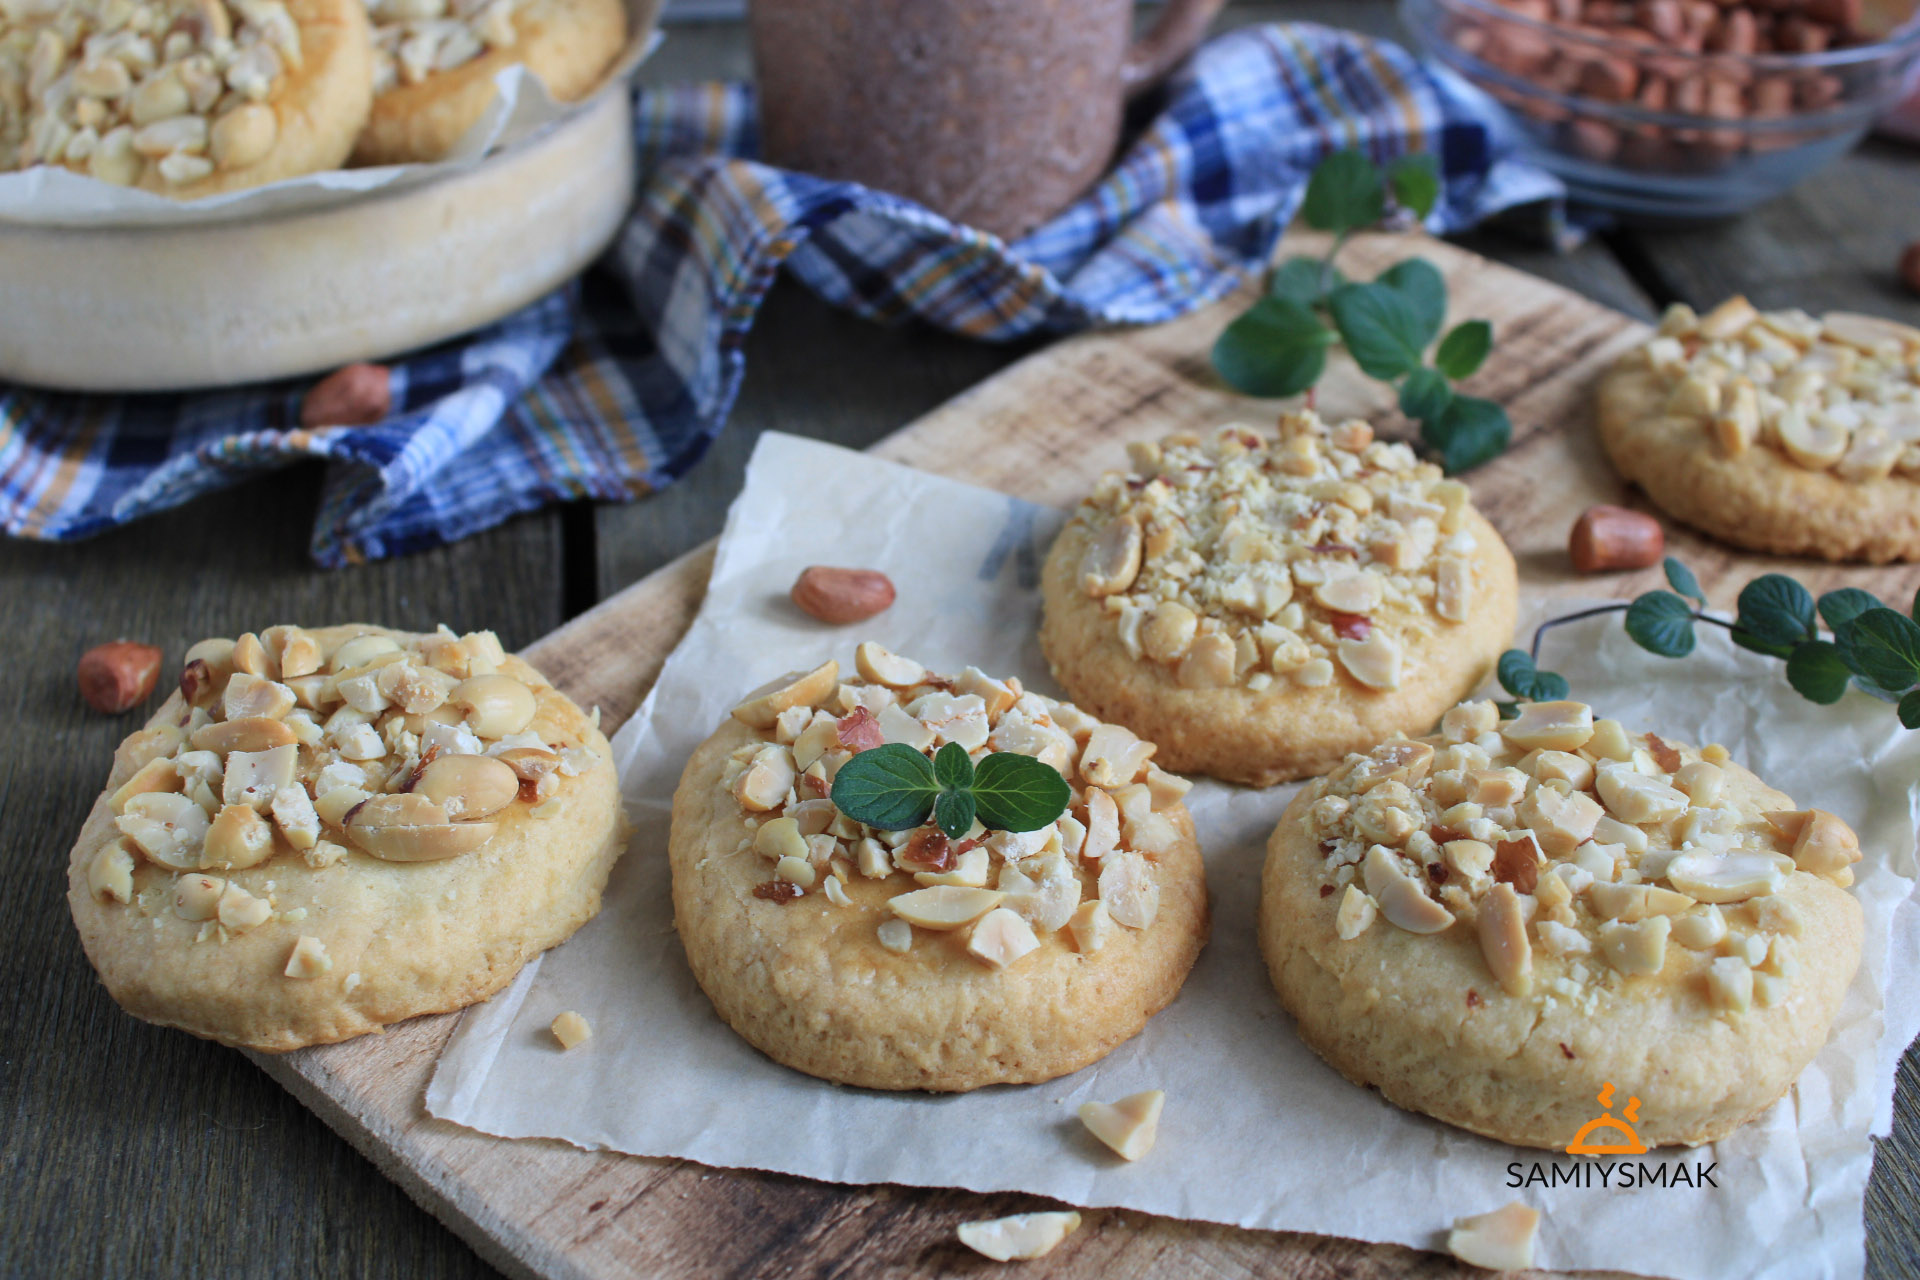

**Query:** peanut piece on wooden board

left=78, top=641, right=163, bottom=714
left=1448, top=1201, right=1540, bottom=1271
left=300, top=364, right=393, bottom=429
left=956, top=1211, right=1082, bottom=1263
left=1568, top=504, right=1663, bottom=574
left=790, top=566, right=896, bottom=624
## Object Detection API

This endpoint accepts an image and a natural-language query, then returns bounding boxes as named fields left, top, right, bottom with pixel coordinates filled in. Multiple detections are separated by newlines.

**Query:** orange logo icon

left=1566, top=1082, right=1648, bottom=1156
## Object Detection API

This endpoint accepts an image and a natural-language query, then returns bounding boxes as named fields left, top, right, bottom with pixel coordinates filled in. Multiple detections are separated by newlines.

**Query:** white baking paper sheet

left=0, top=24, right=659, bottom=228
left=428, top=432, right=1920, bottom=1280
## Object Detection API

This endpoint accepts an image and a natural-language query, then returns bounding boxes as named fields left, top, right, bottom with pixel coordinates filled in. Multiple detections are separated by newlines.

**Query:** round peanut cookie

left=1260, top=699, right=1864, bottom=1150
left=1597, top=298, right=1920, bottom=563
left=668, top=643, right=1210, bottom=1092
left=1039, top=412, right=1519, bottom=787
left=350, top=0, right=626, bottom=165
left=1, top=0, right=373, bottom=197
left=67, top=624, right=626, bottom=1052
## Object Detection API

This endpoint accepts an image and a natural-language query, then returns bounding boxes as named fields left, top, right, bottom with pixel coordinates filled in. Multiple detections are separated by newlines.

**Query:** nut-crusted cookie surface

left=2, top=0, right=373, bottom=196
left=1598, top=299, right=1920, bottom=563
left=1039, top=413, right=1518, bottom=786
left=668, top=645, right=1210, bottom=1092
left=67, top=623, right=626, bottom=1052
left=1259, top=699, right=1864, bottom=1150
left=349, top=0, right=625, bottom=164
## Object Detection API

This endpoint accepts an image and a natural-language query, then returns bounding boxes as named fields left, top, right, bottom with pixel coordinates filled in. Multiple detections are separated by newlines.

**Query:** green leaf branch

left=1496, top=557, right=1920, bottom=729
left=1212, top=149, right=1511, bottom=474
left=829, top=742, right=1071, bottom=841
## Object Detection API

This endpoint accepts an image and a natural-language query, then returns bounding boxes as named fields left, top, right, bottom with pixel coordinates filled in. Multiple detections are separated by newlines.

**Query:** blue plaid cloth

left=0, top=23, right=1559, bottom=566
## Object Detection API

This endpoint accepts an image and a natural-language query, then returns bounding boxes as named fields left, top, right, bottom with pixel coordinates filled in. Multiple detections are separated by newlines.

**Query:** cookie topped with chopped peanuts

left=1599, top=297, right=1920, bottom=563
left=67, top=623, right=626, bottom=1052
left=1, top=0, right=373, bottom=196
left=1038, top=411, right=1519, bottom=786
left=349, top=0, right=625, bottom=164
left=667, top=643, right=1209, bottom=1092
left=1259, top=697, right=1864, bottom=1151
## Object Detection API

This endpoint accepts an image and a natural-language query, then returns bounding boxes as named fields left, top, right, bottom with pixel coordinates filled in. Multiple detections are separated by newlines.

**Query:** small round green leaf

left=932, top=788, right=977, bottom=842
left=1495, top=649, right=1569, bottom=702
left=1785, top=640, right=1852, bottom=705
left=933, top=740, right=974, bottom=792
left=1387, top=153, right=1441, bottom=219
left=1375, top=259, right=1448, bottom=349
left=1268, top=256, right=1341, bottom=307
left=1328, top=281, right=1428, bottom=381
left=970, top=752, right=1072, bottom=833
left=1663, top=557, right=1704, bottom=606
left=1818, top=587, right=1883, bottom=633
left=1835, top=607, right=1920, bottom=692
left=1624, top=591, right=1697, bottom=658
left=1211, top=296, right=1334, bottom=398
left=1736, top=574, right=1816, bottom=648
left=1301, top=149, right=1385, bottom=234
left=1900, top=689, right=1920, bottom=730
left=1422, top=393, right=1510, bottom=473
left=1433, top=320, right=1492, bottom=381
left=829, top=743, right=939, bottom=831
left=1398, top=367, right=1453, bottom=423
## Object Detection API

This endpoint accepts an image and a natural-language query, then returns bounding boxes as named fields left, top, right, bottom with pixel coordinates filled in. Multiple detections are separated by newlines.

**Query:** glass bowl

left=1401, top=0, right=1920, bottom=219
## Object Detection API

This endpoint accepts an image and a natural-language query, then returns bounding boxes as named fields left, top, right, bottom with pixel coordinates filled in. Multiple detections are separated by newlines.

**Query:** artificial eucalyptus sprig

left=1497, top=557, right=1920, bottom=729
left=830, top=742, right=1071, bottom=841
left=1211, top=149, right=1511, bottom=474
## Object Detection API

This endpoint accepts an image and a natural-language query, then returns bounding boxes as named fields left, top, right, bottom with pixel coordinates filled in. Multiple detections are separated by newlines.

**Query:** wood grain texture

left=250, top=234, right=1920, bottom=1280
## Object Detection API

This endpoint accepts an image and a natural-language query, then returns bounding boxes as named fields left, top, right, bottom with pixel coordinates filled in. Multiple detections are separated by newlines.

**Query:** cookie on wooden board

left=1, top=0, right=373, bottom=196
left=1598, top=298, right=1920, bottom=563
left=1038, top=412, right=1519, bottom=787
left=668, top=644, right=1210, bottom=1092
left=68, top=624, right=626, bottom=1052
left=350, top=0, right=625, bottom=164
left=1259, top=699, right=1864, bottom=1150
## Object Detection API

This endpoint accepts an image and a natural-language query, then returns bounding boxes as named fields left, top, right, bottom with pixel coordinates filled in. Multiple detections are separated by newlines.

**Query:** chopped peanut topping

left=1307, top=699, right=1857, bottom=1020
left=719, top=647, right=1191, bottom=964
left=1625, top=301, right=1920, bottom=483
left=1069, top=412, right=1491, bottom=692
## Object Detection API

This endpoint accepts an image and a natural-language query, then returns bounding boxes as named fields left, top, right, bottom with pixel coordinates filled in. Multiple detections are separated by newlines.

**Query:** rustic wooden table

left=5, top=3, right=1918, bottom=1277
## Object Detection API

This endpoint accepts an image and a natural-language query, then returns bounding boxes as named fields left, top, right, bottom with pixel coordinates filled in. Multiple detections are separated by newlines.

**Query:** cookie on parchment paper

left=1039, top=411, right=1518, bottom=787
left=669, top=645, right=1209, bottom=1092
left=1259, top=699, right=1863, bottom=1150
left=1597, top=298, right=1920, bottom=564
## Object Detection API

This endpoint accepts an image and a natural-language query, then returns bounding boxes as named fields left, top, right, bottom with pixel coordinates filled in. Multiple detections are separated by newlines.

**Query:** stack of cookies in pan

left=0, top=0, right=627, bottom=196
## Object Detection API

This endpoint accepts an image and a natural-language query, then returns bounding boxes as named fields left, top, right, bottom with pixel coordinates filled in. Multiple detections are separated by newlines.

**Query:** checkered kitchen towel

left=0, top=22, right=1560, bottom=566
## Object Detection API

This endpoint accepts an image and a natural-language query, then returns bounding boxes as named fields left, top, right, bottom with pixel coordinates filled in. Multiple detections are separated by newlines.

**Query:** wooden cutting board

left=249, top=233, right=1920, bottom=1280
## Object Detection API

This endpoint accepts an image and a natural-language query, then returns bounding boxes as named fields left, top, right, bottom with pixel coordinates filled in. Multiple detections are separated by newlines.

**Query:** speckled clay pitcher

left=750, top=0, right=1227, bottom=242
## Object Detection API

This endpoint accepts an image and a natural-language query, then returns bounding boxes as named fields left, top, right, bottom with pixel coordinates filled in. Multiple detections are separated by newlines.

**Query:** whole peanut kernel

left=1569, top=504, right=1665, bottom=573
left=790, top=567, right=897, bottom=624
left=78, top=641, right=163, bottom=714
left=301, top=363, right=392, bottom=429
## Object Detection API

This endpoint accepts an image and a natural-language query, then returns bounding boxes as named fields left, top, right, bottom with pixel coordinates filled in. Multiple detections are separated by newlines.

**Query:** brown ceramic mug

left=750, top=0, right=1228, bottom=241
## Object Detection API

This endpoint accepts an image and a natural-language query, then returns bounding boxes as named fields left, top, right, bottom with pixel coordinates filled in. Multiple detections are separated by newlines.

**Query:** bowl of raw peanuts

left=1401, top=0, right=1920, bottom=217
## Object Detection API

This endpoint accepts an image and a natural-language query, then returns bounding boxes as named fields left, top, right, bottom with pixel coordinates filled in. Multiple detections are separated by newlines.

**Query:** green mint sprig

left=1211, top=149, right=1511, bottom=474
left=829, top=742, right=1071, bottom=841
left=1495, top=556, right=1920, bottom=729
